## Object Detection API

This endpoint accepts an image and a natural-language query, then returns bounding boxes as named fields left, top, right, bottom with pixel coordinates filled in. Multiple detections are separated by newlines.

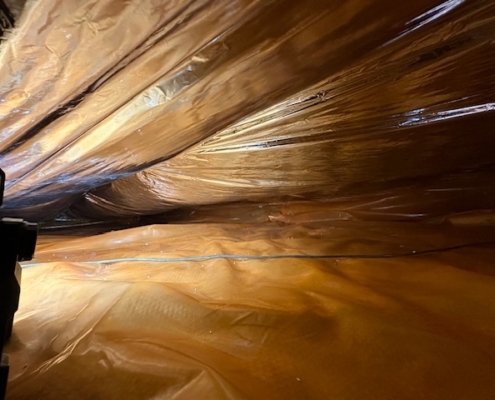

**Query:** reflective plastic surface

left=6, top=218, right=495, bottom=399
left=0, top=1, right=493, bottom=220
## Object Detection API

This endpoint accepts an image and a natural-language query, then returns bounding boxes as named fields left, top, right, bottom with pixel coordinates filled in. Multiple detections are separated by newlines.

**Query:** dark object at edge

left=0, top=0, right=13, bottom=40
left=0, top=167, right=38, bottom=400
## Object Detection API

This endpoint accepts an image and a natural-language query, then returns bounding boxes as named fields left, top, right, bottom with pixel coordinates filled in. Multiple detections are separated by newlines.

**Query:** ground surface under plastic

left=5, top=219, right=495, bottom=399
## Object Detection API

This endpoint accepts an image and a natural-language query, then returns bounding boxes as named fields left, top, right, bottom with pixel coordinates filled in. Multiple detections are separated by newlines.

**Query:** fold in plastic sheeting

left=1, top=2, right=495, bottom=400
left=6, top=219, right=495, bottom=400
left=75, top=0, right=495, bottom=219
left=0, top=0, right=494, bottom=220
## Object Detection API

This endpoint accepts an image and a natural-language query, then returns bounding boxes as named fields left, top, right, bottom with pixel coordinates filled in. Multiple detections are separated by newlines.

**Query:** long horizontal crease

left=21, top=241, right=495, bottom=268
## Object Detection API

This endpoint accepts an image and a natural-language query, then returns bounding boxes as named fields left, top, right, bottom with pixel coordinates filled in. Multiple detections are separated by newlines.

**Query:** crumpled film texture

left=75, top=0, right=495, bottom=218
left=0, top=0, right=493, bottom=220
left=6, top=220, right=495, bottom=399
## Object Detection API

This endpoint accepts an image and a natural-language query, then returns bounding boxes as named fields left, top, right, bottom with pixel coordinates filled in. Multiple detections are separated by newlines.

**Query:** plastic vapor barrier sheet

left=0, top=0, right=493, bottom=220
left=0, top=1, right=494, bottom=399
left=6, top=218, right=495, bottom=399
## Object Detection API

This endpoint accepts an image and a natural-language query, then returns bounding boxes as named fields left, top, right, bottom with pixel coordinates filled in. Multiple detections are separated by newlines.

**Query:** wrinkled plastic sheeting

left=76, top=0, right=495, bottom=219
left=5, top=220, right=495, bottom=399
left=0, top=0, right=494, bottom=220
left=77, top=166, right=495, bottom=222
left=3, top=0, right=25, bottom=19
